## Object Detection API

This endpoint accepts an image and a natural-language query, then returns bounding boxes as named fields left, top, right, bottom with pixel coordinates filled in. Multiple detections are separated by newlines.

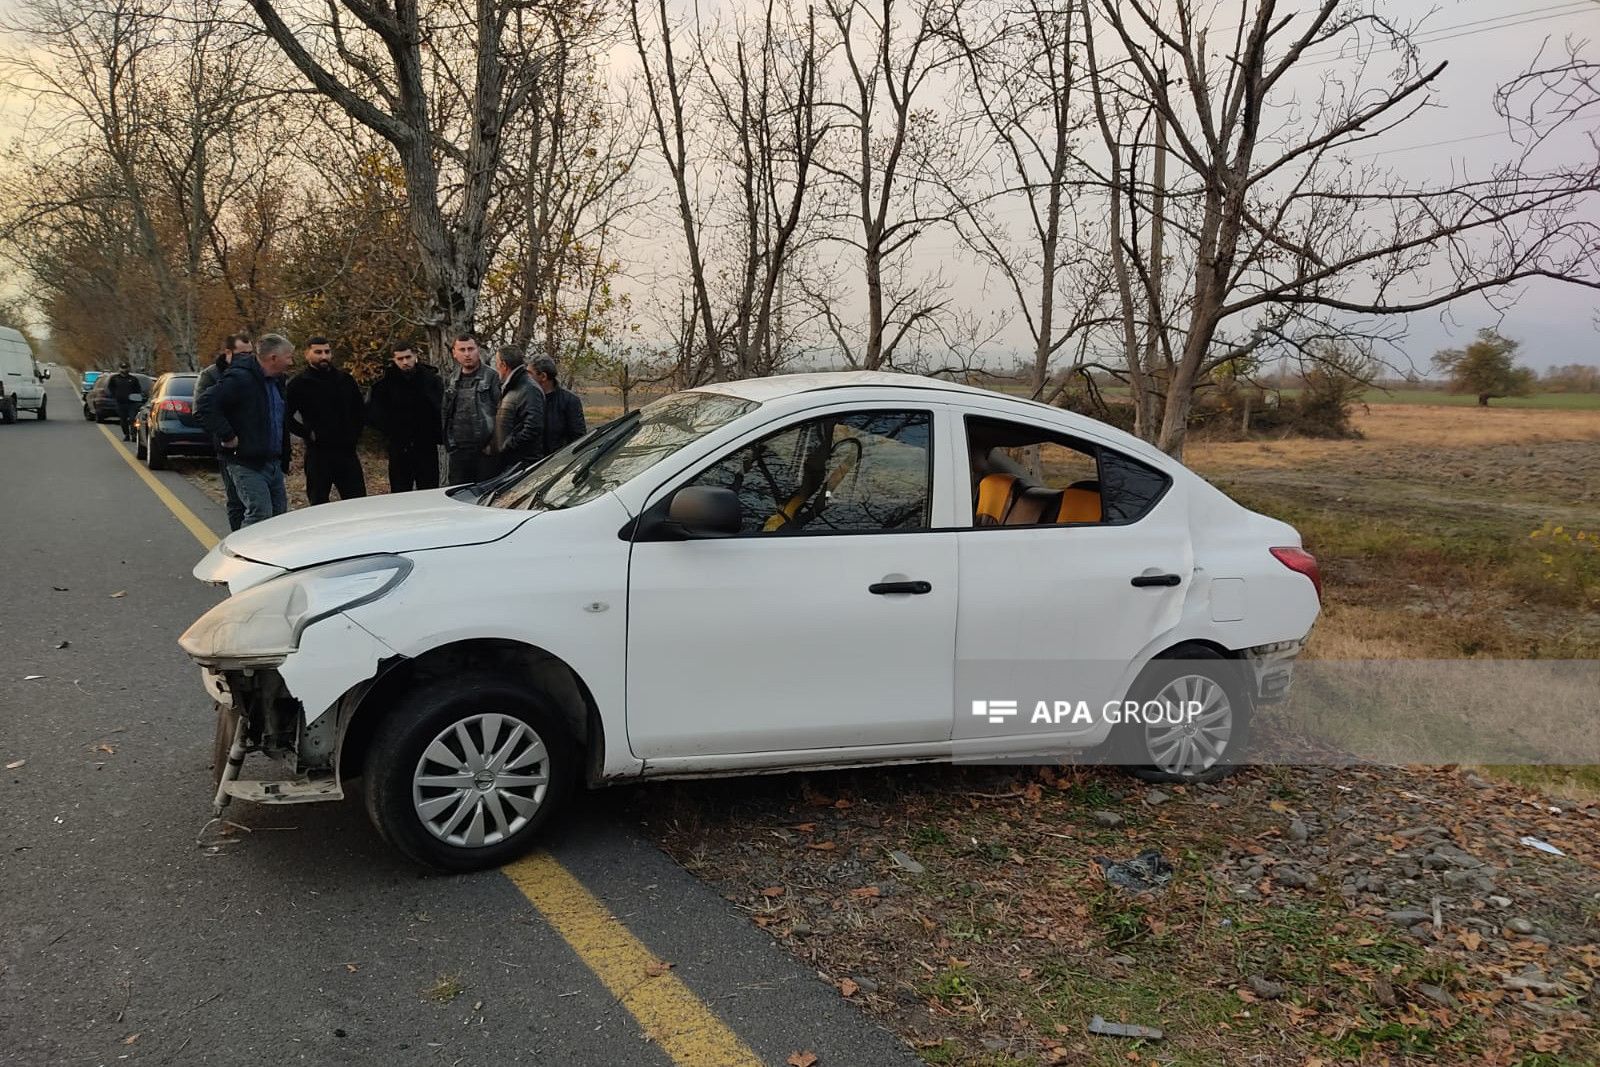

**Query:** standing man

left=198, top=334, right=253, bottom=531
left=531, top=356, right=587, bottom=455
left=442, top=332, right=501, bottom=484
left=492, top=346, right=544, bottom=472
left=285, top=336, right=367, bottom=505
left=367, top=341, right=443, bottom=492
left=195, top=333, right=294, bottom=528
left=106, top=362, right=141, bottom=441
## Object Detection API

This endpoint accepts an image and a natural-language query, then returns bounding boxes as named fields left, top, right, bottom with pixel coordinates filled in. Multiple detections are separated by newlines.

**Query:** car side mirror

left=666, top=486, right=742, bottom=538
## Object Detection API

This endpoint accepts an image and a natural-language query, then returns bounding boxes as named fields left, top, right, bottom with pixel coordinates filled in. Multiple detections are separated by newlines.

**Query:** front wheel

left=362, top=673, right=575, bottom=871
left=35, top=396, right=46, bottom=421
left=1117, top=645, right=1251, bottom=785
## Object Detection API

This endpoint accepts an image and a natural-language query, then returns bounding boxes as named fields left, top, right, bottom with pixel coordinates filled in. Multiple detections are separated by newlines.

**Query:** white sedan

left=180, top=372, right=1320, bottom=870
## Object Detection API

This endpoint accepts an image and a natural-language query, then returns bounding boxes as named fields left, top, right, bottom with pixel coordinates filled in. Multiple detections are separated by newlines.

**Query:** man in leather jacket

left=493, top=345, right=545, bottom=474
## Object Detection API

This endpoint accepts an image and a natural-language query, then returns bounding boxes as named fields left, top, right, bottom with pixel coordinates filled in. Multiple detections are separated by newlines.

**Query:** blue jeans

left=225, top=459, right=288, bottom=528
left=218, top=456, right=245, bottom=531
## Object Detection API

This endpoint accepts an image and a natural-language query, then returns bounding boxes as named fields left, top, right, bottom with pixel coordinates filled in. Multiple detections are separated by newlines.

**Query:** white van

left=0, top=326, right=49, bottom=422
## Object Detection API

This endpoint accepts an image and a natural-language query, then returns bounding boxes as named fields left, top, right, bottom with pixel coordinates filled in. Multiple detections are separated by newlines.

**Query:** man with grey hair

left=492, top=344, right=545, bottom=472
left=195, top=332, right=295, bottom=527
left=530, top=356, right=586, bottom=455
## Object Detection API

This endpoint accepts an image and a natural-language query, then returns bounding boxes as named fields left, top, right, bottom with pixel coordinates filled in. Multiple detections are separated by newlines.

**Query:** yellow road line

left=502, top=853, right=762, bottom=1066
left=96, top=424, right=219, bottom=551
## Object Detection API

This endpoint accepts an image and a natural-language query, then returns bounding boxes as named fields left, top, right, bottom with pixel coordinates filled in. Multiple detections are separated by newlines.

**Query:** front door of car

left=951, top=415, right=1193, bottom=754
left=625, top=405, right=959, bottom=761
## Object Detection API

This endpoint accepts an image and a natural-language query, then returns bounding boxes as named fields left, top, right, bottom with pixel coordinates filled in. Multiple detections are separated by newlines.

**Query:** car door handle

left=1130, top=573, right=1182, bottom=587
left=869, top=580, right=932, bottom=595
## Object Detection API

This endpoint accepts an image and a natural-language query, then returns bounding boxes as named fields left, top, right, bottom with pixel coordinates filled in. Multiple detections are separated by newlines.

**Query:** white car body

left=182, top=372, right=1319, bottom=864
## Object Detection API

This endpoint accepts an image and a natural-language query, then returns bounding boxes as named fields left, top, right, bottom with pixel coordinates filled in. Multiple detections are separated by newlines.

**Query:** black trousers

left=117, top=402, right=137, bottom=439
left=387, top=440, right=440, bottom=493
left=447, top=445, right=499, bottom=486
left=304, top=445, right=367, bottom=505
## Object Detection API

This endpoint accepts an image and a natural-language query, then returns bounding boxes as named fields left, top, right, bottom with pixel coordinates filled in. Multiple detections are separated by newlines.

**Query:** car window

left=963, top=415, right=1169, bottom=527
left=685, top=410, right=933, bottom=535
left=489, top=391, right=758, bottom=510
left=161, top=377, right=197, bottom=398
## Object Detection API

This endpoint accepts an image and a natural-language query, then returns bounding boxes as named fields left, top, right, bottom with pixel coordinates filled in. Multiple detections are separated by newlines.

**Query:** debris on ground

left=1092, top=849, right=1173, bottom=892
left=1519, top=834, right=1567, bottom=856
left=1087, top=1015, right=1164, bottom=1041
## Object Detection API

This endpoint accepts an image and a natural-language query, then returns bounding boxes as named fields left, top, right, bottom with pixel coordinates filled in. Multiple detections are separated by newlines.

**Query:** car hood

left=219, top=489, right=534, bottom=571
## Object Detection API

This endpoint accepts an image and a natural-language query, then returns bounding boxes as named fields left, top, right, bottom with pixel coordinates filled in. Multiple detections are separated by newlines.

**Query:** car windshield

left=484, top=391, right=758, bottom=511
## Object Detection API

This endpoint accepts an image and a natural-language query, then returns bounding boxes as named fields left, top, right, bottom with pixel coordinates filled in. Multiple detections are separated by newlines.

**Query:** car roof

left=694, top=370, right=1015, bottom=405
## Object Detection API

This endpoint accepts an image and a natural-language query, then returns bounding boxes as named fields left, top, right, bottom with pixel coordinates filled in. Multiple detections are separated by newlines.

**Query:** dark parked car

left=85, top=372, right=153, bottom=422
left=134, top=373, right=209, bottom=469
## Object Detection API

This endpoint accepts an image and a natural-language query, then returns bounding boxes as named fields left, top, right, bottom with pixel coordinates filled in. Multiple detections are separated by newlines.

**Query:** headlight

left=178, top=555, right=411, bottom=664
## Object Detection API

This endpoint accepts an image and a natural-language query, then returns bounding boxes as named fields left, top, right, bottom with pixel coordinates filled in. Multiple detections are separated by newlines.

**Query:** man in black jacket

left=493, top=345, right=545, bottom=472
left=531, top=356, right=587, bottom=455
left=194, top=334, right=295, bottom=528
left=197, top=334, right=253, bottom=531
left=106, top=363, right=142, bottom=441
left=285, top=336, right=367, bottom=505
left=367, top=341, right=443, bottom=492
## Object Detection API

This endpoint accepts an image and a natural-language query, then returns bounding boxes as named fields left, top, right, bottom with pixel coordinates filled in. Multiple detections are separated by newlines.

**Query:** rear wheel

left=35, top=396, right=46, bottom=421
left=1, top=397, right=15, bottom=423
left=134, top=431, right=147, bottom=460
left=1117, top=644, right=1251, bottom=784
left=362, top=673, right=575, bottom=871
left=147, top=434, right=167, bottom=469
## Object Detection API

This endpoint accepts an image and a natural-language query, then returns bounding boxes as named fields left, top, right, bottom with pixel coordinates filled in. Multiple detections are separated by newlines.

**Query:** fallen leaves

left=644, top=961, right=674, bottom=978
left=838, top=977, right=859, bottom=998
left=785, top=1052, right=818, bottom=1067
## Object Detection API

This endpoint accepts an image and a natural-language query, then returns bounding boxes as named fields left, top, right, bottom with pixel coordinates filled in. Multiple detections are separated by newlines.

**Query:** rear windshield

left=161, top=377, right=197, bottom=397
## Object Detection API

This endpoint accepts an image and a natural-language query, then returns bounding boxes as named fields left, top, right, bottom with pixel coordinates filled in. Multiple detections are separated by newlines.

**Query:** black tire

left=1116, top=644, right=1251, bottom=785
left=134, top=431, right=147, bottom=460
left=35, top=396, right=46, bottom=421
left=362, top=673, right=576, bottom=871
left=1, top=398, right=15, bottom=424
left=82, top=403, right=92, bottom=420
left=147, top=435, right=167, bottom=470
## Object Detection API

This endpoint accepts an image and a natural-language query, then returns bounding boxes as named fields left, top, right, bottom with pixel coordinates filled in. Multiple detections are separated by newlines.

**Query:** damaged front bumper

left=198, top=612, right=399, bottom=811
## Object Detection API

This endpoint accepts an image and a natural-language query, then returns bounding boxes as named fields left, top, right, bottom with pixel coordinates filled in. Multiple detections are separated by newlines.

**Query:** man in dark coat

left=285, top=335, right=366, bottom=505
left=194, top=334, right=295, bottom=528
left=530, top=356, right=587, bottom=455
left=492, top=345, right=545, bottom=472
left=197, top=334, right=253, bottom=530
left=367, top=341, right=443, bottom=492
left=441, top=333, right=502, bottom=485
left=106, top=363, right=142, bottom=441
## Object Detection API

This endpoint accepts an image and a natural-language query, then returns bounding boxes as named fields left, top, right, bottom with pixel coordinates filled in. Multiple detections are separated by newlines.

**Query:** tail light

left=1270, top=546, right=1322, bottom=601
left=157, top=399, right=192, bottom=415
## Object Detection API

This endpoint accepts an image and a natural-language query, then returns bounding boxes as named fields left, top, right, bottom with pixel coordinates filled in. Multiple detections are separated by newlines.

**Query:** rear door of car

left=950, top=410, right=1193, bottom=756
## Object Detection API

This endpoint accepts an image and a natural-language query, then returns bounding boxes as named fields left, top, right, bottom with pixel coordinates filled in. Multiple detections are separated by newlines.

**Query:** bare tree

left=946, top=0, right=1114, bottom=399
left=819, top=0, right=968, bottom=369
left=1084, top=0, right=1600, bottom=456
left=248, top=0, right=546, bottom=356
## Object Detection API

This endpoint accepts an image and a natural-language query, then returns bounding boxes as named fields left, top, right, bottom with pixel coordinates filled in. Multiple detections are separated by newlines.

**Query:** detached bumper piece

left=1245, top=639, right=1305, bottom=705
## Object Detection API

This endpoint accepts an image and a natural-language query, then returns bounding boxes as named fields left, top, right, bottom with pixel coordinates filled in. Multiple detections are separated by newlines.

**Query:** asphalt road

left=0, top=375, right=919, bottom=1067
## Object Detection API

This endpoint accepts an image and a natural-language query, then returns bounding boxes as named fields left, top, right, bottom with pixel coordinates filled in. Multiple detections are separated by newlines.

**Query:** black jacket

left=285, top=364, right=365, bottom=451
left=194, top=354, right=291, bottom=471
left=543, top=386, right=587, bottom=455
left=443, top=365, right=501, bottom=450
left=195, top=353, right=228, bottom=406
left=367, top=363, right=443, bottom=447
left=107, top=371, right=141, bottom=404
left=494, top=366, right=546, bottom=466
